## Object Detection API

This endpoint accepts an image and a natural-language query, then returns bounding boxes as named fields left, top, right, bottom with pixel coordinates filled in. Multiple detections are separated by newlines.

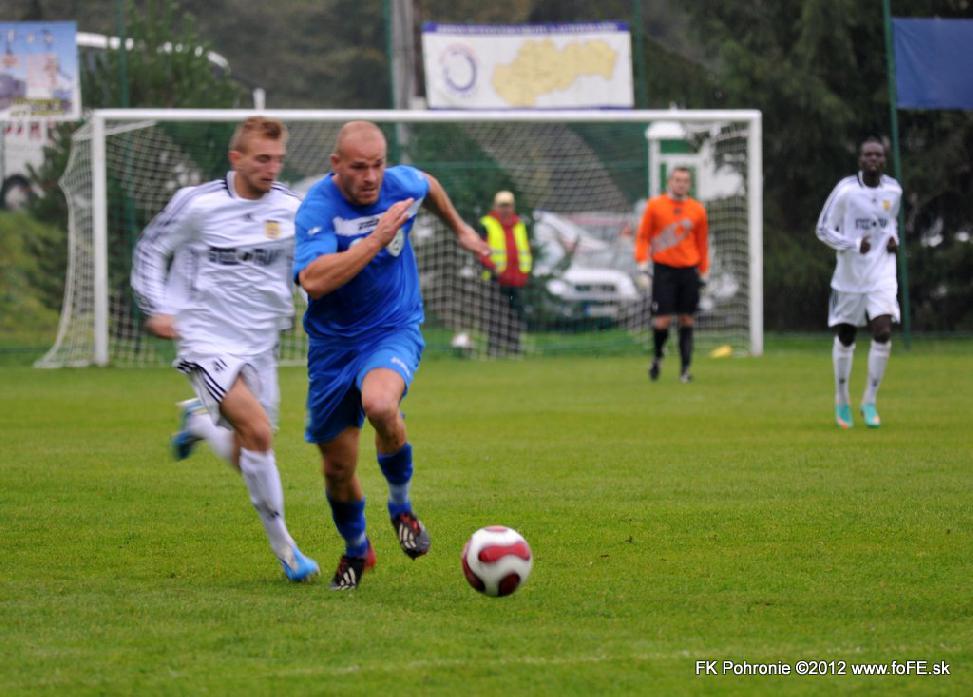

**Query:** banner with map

left=421, top=22, right=633, bottom=110
left=0, top=21, right=79, bottom=120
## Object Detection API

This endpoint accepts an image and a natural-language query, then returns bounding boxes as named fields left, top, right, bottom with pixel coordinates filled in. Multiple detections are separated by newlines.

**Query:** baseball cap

left=494, top=191, right=515, bottom=207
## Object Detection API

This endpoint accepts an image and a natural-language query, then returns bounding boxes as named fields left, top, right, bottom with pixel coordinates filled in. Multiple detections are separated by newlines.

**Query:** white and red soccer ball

left=461, top=525, right=533, bottom=597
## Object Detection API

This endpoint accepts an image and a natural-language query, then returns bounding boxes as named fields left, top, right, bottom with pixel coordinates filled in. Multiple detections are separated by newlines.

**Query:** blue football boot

left=281, top=544, right=320, bottom=582
left=171, top=398, right=205, bottom=460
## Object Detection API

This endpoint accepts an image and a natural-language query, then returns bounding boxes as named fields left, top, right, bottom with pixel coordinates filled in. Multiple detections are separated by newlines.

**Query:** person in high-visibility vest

left=479, top=191, right=532, bottom=355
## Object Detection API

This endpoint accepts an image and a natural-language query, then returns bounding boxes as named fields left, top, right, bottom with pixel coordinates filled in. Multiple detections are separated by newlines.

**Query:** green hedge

left=0, top=211, right=63, bottom=347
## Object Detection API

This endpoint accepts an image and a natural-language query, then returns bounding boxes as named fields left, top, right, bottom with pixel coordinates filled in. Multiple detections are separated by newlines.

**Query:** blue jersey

left=294, top=165, right=429, bottom=344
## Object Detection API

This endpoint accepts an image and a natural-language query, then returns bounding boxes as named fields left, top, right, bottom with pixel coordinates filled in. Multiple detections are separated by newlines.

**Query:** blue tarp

left=893, top=18, right=973, bottom=110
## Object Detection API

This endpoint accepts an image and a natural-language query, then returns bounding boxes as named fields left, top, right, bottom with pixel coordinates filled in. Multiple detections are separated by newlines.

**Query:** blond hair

left=230, top=116, right=287, bottom=153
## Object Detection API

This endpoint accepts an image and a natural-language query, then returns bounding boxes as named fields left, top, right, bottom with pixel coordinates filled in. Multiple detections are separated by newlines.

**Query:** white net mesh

left=35, top=121, right=96, bottom=368
left=37, top=111, right=759, bottom=367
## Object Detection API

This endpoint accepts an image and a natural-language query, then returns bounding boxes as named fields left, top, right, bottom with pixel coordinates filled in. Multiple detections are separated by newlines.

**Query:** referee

left=635, top=166, right=709, bottom=383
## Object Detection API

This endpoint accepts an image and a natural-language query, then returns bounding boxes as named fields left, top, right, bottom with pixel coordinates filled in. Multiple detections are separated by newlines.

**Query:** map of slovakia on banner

left=0, top=21, right=80, bottom=120
left=422, top=22, right=634, bottom=110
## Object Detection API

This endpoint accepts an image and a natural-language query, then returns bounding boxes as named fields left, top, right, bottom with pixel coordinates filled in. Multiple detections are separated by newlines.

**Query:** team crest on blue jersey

left=265, top=220, right=281, bottom=239
left=882, top=200, right=891, bottom=211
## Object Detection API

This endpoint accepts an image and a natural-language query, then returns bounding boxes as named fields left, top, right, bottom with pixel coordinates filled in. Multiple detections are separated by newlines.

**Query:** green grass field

left=2, top=339, right=971, bottom=695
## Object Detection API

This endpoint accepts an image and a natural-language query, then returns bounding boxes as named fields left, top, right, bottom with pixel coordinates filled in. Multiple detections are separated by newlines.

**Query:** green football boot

left=834, top=403, right=854, bottom=429
left=860, top=403, right=881, bottom=429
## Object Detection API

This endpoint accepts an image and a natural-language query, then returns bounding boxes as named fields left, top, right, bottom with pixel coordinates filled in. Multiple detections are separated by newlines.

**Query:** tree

left=0, top=212, right=64, bottom=337
left=677, top=0, right=973, bottom=330
left=24, top=0, right=245, bottom=312
left=12, top=0, right=971, bottom=330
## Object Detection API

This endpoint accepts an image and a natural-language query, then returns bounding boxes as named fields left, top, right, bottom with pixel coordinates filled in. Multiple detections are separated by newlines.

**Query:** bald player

left=294, top=121, right=490, bottom=590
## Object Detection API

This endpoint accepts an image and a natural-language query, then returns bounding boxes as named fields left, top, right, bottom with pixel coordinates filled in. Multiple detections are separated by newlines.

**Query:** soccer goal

left=35, top=108, right=762, bottom=367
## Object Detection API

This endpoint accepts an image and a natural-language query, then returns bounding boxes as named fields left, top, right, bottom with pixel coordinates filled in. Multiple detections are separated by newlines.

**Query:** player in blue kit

left=294, top=120, right=490, bottom=590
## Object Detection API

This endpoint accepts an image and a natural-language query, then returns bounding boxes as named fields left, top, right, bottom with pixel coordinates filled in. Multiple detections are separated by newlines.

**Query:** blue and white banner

left=0, top=21, right=80, bottom=120
left=893, top=18, right=973, bottom=110
left=421, top=22, right=633, bottom=110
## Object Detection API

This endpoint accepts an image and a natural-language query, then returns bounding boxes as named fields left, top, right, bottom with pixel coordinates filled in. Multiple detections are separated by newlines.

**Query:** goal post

left=747, top=114, right=764, bottom=357
left=36, top=108, right=762, bottom=367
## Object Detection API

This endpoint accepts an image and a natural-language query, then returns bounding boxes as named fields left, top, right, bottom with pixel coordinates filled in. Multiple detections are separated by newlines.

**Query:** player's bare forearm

left=423, top=173, right=490, bottom=258
left=300, top=198, right=415, bottom=299
left=421, top=173, right=462, bottom=230
left=299, top=237, right=384, bottom=299
left=422, top=174, right=490, bottom=257
left=145, top=313, right=178, bottom=339
left=455, top=223, right=491, bottom=257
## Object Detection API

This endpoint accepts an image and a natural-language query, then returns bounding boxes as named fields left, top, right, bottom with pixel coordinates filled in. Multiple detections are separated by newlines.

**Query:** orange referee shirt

left=635, top=194, right=709, bottom=274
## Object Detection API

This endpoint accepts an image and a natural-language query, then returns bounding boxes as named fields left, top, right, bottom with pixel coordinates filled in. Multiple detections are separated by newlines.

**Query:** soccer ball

left=461, top=525, right=533, bottom=597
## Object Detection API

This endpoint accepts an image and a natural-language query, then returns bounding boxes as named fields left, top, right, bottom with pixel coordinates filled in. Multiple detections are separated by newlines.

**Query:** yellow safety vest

left=480, top=214, right=532, bottom=274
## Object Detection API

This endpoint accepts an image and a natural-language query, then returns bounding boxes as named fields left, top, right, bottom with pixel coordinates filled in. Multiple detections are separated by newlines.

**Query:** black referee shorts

left=651, top=263, right=701, bottom=316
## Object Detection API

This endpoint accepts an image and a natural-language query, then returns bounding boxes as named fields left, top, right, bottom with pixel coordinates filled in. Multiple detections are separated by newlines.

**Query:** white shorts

left=175, top=347, right=280, bottom=428
left=828, top=288, right=900, bottom=328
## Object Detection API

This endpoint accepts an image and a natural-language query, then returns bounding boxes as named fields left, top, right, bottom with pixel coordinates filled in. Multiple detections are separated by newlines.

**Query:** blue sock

left=326, top=494, right=368, bottom=558
left=378, top=443, right=413, bottom=519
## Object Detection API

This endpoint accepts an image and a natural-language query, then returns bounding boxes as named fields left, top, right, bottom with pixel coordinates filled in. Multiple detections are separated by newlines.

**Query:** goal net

left=36, top=108, right=762, bottom=367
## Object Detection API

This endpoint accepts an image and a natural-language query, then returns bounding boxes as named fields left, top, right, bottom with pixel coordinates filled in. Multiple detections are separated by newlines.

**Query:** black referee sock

left=652, top=328, right=669, bottom=360
left=678, top=326, right=694, bottom=372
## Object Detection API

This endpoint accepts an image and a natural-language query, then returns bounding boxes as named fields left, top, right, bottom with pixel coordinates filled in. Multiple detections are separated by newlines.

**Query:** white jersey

left=816, top=172, right=902, bottom=293
left=132, top=172, right=301, bottom=356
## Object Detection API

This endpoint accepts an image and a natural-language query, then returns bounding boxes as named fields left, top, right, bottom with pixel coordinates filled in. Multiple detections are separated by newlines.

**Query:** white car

left=545, top=268, right=639, bottom=319
left=533, top=210, right=641, bottom=321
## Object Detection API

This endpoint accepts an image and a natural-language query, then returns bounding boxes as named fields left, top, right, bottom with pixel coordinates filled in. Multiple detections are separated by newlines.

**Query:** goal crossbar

left=48, top=108, right=763, bottom=367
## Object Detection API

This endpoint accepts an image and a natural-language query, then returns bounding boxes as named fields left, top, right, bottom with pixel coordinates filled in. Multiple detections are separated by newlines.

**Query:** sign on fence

left=0, top=21, right=80, bottom=121
left=422, top=22, right=633, bottom=110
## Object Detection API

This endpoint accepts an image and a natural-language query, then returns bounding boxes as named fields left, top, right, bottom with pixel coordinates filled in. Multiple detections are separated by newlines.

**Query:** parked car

left=531, top=210, right=640, bottom=323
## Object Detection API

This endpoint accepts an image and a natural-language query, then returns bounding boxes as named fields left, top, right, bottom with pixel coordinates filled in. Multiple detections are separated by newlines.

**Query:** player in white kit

left=132, top=117, right=319, bottom=581
left=816, top=137, right=902, bottom=429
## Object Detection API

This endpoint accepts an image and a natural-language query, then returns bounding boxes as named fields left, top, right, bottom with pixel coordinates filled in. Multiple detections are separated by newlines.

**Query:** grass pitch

left=1, top=338, right=971, bottom=695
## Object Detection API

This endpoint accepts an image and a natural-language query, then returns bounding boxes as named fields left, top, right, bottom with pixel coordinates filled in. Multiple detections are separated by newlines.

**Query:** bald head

left=331, top=120, right=388, bottom=206
left=333, top=120, right=386, bottom=158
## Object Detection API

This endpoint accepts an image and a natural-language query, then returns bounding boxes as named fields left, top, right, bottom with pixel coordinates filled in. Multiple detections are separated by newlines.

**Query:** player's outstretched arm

left=131, top=187, right=196, bottom=334
left=422, top=173, right=491, bottom=258
left=299, top=198, right=414, bottom=300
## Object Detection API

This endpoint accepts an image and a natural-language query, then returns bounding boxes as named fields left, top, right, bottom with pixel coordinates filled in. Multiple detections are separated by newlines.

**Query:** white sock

left=863, top=340, right=891, bottom=405
left=187, top=412, right=235, bottom=463
left=832, top=336, right=854, bottom=406
left=239, top=448, right=294, bottom=562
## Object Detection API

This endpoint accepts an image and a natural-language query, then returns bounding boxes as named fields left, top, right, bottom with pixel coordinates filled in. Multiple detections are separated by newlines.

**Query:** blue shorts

left=305, top=326, right=424, bottom=444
